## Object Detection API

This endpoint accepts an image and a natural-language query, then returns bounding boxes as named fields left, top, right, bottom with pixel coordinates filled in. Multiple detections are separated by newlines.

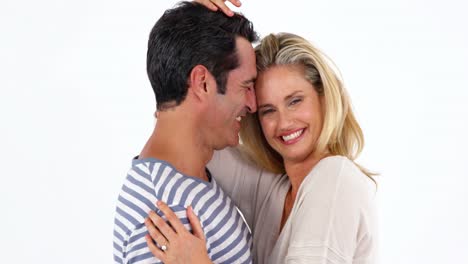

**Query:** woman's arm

left=208, top=147, right=266, bottom=228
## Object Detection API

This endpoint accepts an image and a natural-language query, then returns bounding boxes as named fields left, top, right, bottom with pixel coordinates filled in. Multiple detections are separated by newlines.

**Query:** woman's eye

left=260, top=109, right=274, bottom=116
left=290, top=98, right=302, bottom=106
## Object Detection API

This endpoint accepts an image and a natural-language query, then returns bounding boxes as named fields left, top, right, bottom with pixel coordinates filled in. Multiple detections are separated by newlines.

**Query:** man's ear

left=188, top=65, right=216, bottom=101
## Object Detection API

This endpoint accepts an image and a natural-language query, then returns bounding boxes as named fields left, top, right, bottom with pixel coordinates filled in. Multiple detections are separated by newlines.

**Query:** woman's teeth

left=282, top=129, right=303, bottom=141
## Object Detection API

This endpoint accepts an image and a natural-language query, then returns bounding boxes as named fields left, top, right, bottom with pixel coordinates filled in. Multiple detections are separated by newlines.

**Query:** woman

left=144, top=2, right=378, bottom=263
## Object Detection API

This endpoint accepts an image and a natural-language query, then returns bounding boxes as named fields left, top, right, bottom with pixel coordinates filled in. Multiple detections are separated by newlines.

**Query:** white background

left=1, top=0, right=467, bottom=263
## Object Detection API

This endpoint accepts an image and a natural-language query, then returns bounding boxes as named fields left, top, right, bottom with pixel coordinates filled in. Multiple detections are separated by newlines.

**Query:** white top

left=208, top=148, right=377, bottom=264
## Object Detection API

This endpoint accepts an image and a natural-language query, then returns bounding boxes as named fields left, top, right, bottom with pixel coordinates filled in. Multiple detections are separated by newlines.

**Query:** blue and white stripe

left=113, top=158, right=253, bottom=264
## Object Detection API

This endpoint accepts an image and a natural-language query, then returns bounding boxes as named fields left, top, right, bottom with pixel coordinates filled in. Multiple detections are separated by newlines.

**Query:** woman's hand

left=194, top=0, right=242, bottom=17
left=145, top=201, right=212, bottom=264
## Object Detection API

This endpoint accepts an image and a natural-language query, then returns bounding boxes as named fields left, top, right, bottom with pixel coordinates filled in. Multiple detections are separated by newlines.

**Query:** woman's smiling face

left=256, top=65, right=324, bottom=164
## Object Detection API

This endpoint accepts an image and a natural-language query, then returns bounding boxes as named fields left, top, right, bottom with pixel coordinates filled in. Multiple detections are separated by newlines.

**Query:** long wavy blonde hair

left=239, top=32, right=374, bottom=179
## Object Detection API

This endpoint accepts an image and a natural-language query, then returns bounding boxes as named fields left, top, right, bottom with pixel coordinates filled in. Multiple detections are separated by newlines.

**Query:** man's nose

left=246, top=89, right=257, bottom=113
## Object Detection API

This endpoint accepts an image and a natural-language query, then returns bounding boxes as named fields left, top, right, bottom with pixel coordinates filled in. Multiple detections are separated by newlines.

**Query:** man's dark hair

left=147, top=1, right=258, bottom=111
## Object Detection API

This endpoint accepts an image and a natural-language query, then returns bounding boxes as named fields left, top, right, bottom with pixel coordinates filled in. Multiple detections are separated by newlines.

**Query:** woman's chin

left=279, top=150, right=311, bottom=164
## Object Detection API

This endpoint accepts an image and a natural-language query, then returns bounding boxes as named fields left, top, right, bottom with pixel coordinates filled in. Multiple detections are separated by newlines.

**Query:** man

left=113, top=2, right=258, bottom=263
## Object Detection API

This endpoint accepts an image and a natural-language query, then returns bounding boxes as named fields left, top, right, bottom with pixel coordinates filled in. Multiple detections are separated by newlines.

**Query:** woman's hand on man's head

left=194, top=0, right=242, bottom=17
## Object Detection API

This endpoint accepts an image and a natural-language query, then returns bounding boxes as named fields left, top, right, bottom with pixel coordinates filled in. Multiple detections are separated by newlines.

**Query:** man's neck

left=139, top=114, right=212, bottom=181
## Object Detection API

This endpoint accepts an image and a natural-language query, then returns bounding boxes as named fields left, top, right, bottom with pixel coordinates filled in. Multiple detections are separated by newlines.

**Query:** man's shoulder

left=128, top=158, right=167, bottom=180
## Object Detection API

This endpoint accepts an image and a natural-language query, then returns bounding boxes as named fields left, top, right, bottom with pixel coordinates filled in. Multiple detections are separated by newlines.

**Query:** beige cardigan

left=208, top=148, right=378, bottom=264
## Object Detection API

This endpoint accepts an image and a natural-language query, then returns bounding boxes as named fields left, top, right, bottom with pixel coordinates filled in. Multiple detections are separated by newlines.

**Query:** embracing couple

left=113, top=1, right=378, bottom=263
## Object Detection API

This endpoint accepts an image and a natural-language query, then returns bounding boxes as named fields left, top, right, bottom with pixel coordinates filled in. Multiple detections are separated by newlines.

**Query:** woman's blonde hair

left=239, top=32, right=374, bottom=178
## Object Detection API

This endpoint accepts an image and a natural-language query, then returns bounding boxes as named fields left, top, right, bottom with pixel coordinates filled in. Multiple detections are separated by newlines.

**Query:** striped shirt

left=113, top=157, right=253, bottom=264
